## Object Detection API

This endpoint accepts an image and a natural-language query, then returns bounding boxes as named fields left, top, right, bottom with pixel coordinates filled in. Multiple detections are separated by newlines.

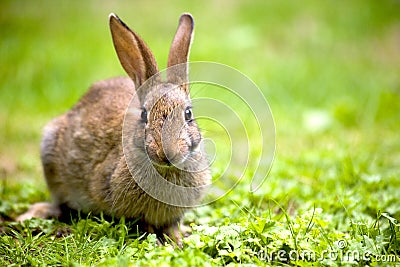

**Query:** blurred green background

left=1, top=0, right=399, bottom=206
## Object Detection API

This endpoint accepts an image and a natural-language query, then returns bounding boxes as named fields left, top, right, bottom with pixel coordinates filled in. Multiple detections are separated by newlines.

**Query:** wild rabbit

left=17, top=13, right=211, bottom=246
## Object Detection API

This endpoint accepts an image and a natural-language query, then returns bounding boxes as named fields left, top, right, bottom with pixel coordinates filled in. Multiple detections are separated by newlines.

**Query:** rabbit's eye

left=185, top=107, right=193, bottom=121
left=141, top=108, right=148, bottom=123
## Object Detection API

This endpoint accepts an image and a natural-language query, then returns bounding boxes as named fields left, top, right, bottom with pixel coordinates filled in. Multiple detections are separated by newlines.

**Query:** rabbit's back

left=41, top=77, right=136, bottom=212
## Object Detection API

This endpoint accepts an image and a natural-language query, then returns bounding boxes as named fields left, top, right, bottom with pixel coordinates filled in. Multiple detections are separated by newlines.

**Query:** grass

left=1, top=0, right=400, bottom=266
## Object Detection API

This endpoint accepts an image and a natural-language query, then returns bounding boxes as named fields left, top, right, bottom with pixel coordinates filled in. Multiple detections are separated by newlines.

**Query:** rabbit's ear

left=109, top=14, right=159, bottom=89
left=167, top=13, right=194, bottom=90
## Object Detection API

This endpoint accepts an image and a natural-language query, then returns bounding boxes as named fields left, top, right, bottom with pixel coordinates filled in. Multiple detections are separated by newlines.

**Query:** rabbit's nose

left=156, top=149, right=170, bottom=165
left=156, top=147, right=172, bottom=166
left=165, top=150, right=179, bottom=165
left=160, top=143, right=183, bottom=166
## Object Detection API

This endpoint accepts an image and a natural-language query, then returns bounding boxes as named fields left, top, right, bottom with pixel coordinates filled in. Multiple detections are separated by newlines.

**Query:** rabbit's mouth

left=146, top=145, right=196, bottom=171
left=151, top=153, right=187, bottom=169
left=151, top=147, right=207, bottom=175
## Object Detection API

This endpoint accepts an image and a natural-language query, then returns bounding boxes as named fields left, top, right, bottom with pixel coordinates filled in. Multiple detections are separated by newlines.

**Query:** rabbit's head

left=141, top=83, right=202, bottom=168
left=110, top=14, right=206, bottom=171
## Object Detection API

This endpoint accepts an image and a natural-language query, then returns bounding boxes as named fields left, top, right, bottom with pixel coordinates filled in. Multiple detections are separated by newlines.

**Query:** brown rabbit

left=17, top=13, right=211, bottom=246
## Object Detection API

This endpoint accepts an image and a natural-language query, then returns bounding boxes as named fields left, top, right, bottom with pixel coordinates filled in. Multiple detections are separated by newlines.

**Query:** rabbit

left=16, top=13, right=211, bottom=246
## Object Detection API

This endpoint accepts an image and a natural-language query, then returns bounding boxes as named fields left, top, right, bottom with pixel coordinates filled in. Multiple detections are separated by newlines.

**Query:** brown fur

left=17, top=13, right=211, bottom=246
